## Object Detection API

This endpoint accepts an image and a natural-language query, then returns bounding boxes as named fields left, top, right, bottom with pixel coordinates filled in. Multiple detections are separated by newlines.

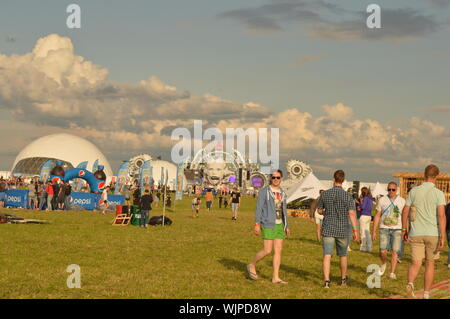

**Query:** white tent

left=287, top=173, right=325, bottom=203
left=372, top=182, right=387, bottom=197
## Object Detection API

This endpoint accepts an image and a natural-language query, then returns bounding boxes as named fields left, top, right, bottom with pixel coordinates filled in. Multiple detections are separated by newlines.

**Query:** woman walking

left=247, top=169, right=290, bottom=284
left=359, top=187, right=373, bottom=252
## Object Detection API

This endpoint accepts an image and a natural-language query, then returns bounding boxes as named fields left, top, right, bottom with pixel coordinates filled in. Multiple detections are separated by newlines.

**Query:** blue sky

left=0, top=0, right=449, bottom=181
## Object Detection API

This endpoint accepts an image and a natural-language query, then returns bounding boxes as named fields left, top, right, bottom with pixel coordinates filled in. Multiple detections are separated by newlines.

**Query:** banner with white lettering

left=5, top=189, right=28, bottom=208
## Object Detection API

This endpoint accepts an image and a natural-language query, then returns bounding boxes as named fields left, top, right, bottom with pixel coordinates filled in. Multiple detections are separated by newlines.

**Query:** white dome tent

left=372, top=182, right=387, bottom=198
left=11, top=133, right=113, bottom=182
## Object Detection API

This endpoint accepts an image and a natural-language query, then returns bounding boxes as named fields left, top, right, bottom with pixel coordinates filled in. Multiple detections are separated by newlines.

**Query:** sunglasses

left=271, top=176, right=281, bottom=180
left=388, top=188, right=397, bottom=192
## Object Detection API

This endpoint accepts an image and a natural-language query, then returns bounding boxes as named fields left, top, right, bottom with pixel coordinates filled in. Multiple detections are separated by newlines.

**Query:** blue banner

left=69, top=192, right=125, bottom=210
left=139, top=160, right=153, bottom=194
left=107, top=195, right=125, bottom=206
left=39, top=160, right=54, bottom=182
left=115, top=161, right=130, bottom=194
left=92, top=159, right=99, bottom=173
left=5, top=189, right=28, bottom=208
left=69, top=192, right=97, bottom=210
left=76, top=161, right=88, bottom=169
left=175, top=164, right=184, bottom=200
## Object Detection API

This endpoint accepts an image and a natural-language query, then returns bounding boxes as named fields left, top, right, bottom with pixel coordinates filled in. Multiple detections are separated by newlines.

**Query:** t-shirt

left=28, top=184, right=36, bottom=197
left=230, top=191, right=241, bottom=203
left=405, top=182, right=446, bottom=237
left=376, top=195, right=406, bottom=230
left=100, top=189, right=108, bottom=204
left=46, top=185, right=54, bottom=195
left=270, top=187, right=283, bottom=224
left=205, top=191, right=214, bottom=202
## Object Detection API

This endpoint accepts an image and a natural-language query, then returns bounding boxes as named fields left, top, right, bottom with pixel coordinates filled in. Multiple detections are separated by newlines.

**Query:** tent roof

left=287, top=173, right=325, bottom=203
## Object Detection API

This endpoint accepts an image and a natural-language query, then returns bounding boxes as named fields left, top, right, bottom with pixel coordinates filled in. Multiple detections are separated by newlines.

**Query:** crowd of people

left=246, top=164, right=449, bottom=299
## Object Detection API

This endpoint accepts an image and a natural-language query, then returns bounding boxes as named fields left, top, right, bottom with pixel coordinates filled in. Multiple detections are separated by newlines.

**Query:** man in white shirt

left=372, top=182, right=406, bottom=280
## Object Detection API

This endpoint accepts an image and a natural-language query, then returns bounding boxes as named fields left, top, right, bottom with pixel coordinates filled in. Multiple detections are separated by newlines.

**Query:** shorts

left=192, top=204, right=199, bottom=211
left=410, top=236, right=439, bottom=261
left=261, top=224, right=285, bottom=240
left=231, top=203, right=239, bottom=211
left=206, top=201, right=212, bottom=209
left=322, top=237, right=349, bottom=257
left=314, top=211, right=324, bottom=225
left=379, top=228, right=402, bottom=253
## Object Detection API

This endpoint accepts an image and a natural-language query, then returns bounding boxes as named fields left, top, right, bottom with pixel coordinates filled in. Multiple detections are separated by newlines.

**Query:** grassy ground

left=0, top=196, right=448, bottom=299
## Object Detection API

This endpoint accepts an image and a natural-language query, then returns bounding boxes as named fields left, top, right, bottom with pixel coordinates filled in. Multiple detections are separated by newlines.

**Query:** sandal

left=246, top=264, right=258, bottom=280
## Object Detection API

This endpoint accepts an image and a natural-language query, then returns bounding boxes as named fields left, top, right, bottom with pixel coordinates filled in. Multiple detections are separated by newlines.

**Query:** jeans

left=398, top=239, right=404, bottom=259
left=140, top=210, right=149, bottom=227
left=323, top=236, right=349, bottom=257
left=64, top=196, right=71, bottom=210
left=359, top=215, right=372, bottom=252
left=379, top=228, right=402, bottom=253
left=39, top=197, right=46, bottom=210
left=47, top=194, right=53, bottom=210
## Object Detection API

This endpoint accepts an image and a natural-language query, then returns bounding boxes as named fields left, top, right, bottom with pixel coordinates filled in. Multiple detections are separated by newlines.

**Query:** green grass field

left=1, top=196, right=448, bottom=299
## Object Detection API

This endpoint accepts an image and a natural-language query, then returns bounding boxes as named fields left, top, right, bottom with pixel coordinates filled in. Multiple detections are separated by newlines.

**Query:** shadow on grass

left=218, top=258, right=250, bottom=279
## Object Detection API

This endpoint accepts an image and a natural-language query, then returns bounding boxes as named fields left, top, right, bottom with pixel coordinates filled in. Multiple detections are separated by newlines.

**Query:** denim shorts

left=379, top=228, right=402, bottom=253
left=322, top=236, right=349, bottom=257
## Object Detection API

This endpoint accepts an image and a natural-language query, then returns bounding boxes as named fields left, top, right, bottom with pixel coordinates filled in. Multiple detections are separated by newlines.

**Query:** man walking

left=402, top=164, right=446, bottom=299
left=372, top=182, right=405, bottom=279
left=317, top=170, right=359, bottom=288
left=205, top=188, right=214, bottom=212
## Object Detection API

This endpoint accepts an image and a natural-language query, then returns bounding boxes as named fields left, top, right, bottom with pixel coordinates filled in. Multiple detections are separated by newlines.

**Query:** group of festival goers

left=1, top=164, right=449, bottom=298
left=247, top=165, right=449, bottom=299
left=190, top=186, right=242, bottom=220
left=0, top=177, right=73, bottom=211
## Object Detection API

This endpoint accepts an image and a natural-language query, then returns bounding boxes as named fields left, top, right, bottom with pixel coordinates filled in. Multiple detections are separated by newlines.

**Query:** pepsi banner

left=69, top=192, right=97, bottom=210
left=106, top=195, right=125, bottom=206
left=5, top=189, right=28, bottom=208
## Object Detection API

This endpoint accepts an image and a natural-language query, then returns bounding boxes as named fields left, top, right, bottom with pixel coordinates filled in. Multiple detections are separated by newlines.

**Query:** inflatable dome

left=11, top=133, right=113, bottom=178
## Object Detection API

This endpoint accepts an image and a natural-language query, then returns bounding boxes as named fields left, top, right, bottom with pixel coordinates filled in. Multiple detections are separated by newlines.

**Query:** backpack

left=148, top=215, right=173, bottom=226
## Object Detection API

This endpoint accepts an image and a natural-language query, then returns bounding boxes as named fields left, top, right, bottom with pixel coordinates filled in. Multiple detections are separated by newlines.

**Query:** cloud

left=217, top=1, right=329, bottom=34
left=219, top=2, right=444, bottom=41
left=291, top=53, right=323, bottom=66
left=430, top=105, right=450, bottom=112
left=307, top=8, right=441, bottom=41
left=426, top=0, right=450, bottom=7
left=1, top=34, right=449, bottom=179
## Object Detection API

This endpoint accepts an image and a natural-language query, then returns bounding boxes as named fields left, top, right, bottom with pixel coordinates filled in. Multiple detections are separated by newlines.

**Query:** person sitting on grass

left=247, top=169, right=290, bottom=285
left=192, top=197, right=201, bottom=218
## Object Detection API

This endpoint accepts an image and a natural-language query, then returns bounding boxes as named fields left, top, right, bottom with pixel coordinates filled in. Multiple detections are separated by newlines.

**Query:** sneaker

left=389, top=273, right=397, bottom=280
left=406, top=283, right=416, bottom=299
left=378, top=263, right=387, bottom=276
left=433, top=252, right=440, bottom=260
left=324, top=280, right=331, bottom=288
left=397, top=258, right=402, bottom=264
left=423, top=291, right=430, bottom=299
left=341, top=276, right=348, bottom=286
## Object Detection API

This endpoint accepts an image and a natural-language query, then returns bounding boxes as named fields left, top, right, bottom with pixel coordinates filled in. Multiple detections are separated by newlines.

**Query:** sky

left=0, top=0, right=449, bottom=182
